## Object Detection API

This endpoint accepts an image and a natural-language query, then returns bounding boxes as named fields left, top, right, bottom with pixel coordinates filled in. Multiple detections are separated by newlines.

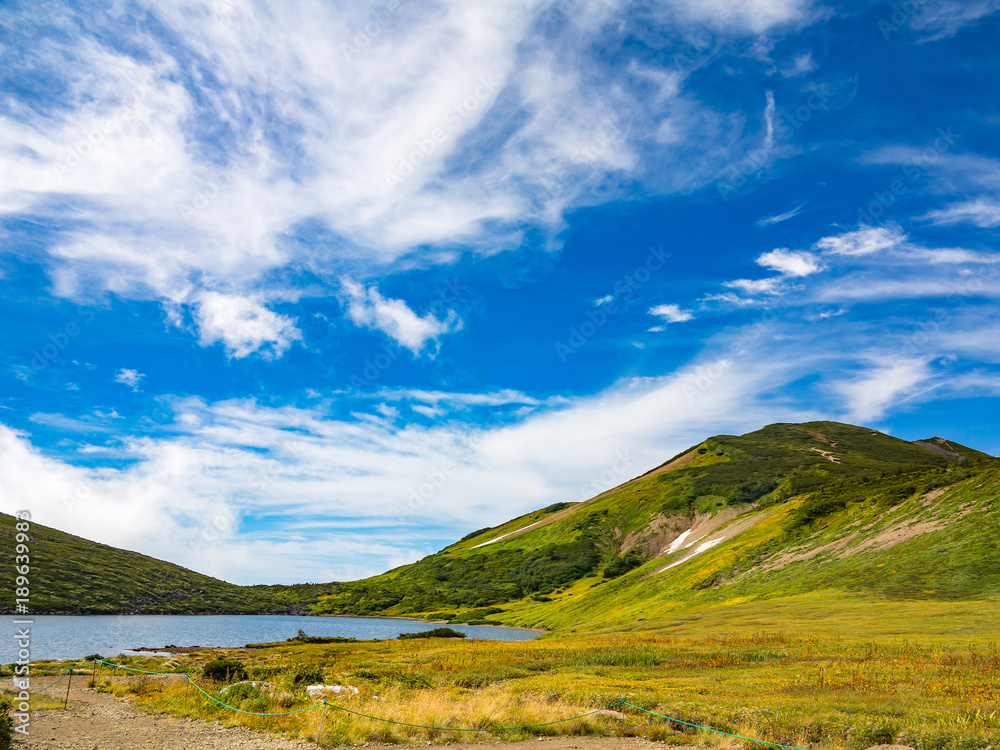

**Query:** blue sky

left=1, top=0, right=999, bottom=584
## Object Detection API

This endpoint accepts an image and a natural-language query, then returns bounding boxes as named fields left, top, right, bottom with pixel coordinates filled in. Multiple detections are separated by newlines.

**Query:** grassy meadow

left=22, top=594, right=1000, bottom=750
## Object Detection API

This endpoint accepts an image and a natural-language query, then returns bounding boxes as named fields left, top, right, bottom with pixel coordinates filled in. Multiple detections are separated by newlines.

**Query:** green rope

left=97, top=659, right=186, bottom=677
left=323, top=700, right=621, bottom=732
left=98, top=659, right=321, bottom=717
left=1, top=669, right=71, bottom=695
left=187, top=678, right=321, bottom=717
left=619, top=701, right=808, bottom=750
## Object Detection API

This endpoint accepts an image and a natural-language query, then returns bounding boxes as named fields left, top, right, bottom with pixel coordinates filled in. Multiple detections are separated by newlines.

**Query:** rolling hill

left=3, top=421, right=996, bottom=625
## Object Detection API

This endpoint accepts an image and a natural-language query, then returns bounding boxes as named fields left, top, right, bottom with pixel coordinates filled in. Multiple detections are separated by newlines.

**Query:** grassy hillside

left=11, top=420, right=998, bottom=750
left=311, top=421, right=996, bottom=623
left=0, top=516, right=334, bottom=614
left=3, top=420, right=994, bottom=621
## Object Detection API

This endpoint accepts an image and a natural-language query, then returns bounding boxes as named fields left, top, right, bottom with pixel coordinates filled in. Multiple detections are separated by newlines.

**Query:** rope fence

left=80, top=659, right=807, bottom=749
left=1, top=669, right=72, bottom=695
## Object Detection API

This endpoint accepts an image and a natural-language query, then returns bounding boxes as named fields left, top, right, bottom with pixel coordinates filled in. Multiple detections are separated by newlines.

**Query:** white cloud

left=342, top=280, right=461, bottom=355
left=375, top=404, right=400, bottom=420
left=114, top=368, right=145, bottom=390
left=195, top=292, right=301, bottom=359
left=814, top=225, right=906, bottom=256
left=649, top=303, right=694, bottom=323
left=724, top=277, right=783, bottom=295
left=830, top=358, right=933, bottom=422
left=921, top=199, right=1000, bottom=228
left=594, top=294, right=615, bottom=306
left=781, top=52, right=816, bottom=77
left=756, top=248, right=822, bottom=277
left=0, top=338, right=806, bottom=583
left=670, top=0, right=815, bottom=33
left=372, top=388, right=542, bottom=408
left=4, top=295, right=998, bottom=584
left=0, top=0, right=827, bottom=356
left=755, top=203, right=805, bottom=226
left=908, top=0, right=1000, bottom=42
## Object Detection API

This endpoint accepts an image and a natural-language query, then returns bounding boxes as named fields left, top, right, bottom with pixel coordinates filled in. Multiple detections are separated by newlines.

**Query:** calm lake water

left=1, top=614, right=538, bottom=662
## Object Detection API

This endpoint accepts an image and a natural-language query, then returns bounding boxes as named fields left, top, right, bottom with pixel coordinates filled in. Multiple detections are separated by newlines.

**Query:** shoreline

left=30, top=613, right=546, bottom=659
left=316, top=612, right=548, bottom=635
left=13, top=611, right=546, bottom=634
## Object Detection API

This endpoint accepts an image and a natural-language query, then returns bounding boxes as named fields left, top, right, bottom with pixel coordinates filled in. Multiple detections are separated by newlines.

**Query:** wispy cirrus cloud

left=920, top=198, right=1000, bottom=228
left=814, top=225, right=906, bottom=257
left=0, top=0, right=822, bottom=358
left=756, top=203, right=806, bottom=226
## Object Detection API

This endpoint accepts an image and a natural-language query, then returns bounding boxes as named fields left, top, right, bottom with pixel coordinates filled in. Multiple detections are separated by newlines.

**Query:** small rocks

left=305, top=683, right=359, bottom=699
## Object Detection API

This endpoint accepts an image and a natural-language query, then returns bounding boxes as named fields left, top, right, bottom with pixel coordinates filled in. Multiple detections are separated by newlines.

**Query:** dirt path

left=17, top=682, right=699, bottom=750
left=19, top=681, right=312, bottom=749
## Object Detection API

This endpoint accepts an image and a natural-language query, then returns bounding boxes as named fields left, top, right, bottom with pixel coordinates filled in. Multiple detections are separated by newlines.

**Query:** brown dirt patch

left=808, top=447, right=840, bottom=463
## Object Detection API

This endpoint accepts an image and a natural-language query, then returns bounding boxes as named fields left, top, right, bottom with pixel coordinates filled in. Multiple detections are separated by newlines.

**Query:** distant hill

left=3, top=421, right=996, bottom=625
left=0, top=516, right=334, bottom=615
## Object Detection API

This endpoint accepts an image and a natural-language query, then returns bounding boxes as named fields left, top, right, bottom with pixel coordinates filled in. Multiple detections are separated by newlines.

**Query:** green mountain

left=3, top=421, right=995, bottom=624
left=309, top=421, right=997, bottom=626
left=0, top=516, right=334, bottom=615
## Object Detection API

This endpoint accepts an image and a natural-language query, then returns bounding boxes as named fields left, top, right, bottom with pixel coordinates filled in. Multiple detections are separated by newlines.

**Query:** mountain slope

left=311, top=421, right=997, bottom=622
left=4, top=420, right=994, bottom=622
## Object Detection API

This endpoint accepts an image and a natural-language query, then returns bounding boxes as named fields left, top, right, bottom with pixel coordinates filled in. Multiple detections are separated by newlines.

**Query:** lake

left=2, top=614, right=539, bottom=662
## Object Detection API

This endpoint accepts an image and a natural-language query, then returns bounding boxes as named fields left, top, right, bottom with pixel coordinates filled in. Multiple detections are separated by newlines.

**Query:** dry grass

left=59, top=613, right=1000, bottom=750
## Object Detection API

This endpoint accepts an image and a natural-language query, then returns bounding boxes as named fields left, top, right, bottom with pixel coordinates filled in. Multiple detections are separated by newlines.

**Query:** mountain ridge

left=2, top=420, right=995, bottom=623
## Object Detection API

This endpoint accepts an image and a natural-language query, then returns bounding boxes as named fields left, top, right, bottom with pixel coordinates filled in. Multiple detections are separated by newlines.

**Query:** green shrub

left=202, top=659, right=248, bottom=682
left=240, top=696, right=271, bottom=713
left=286, top=629, right=353, bottom=644
left=602, top=550, right=644, bottom=579
left=221, top=682, right=261, bottom=703
left=424, top=612, right=455, bottom=621
left=852, top=720, right=900, bottom=748
left=458, top=527, right=492, bottom=542
left=289, top=665, right=325, bottom=686
left=398, top=627, right=466, bottom=640
left=0, top=694, right=14, bottom=750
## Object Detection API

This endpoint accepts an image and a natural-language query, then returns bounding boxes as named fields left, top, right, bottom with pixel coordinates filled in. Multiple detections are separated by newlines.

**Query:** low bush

left=398, top=627, right=466, bottom=640
left=602, top=551, right=644, bottom=579
left=202, top=659, right=248, bottom=682
left=0, top=694, right=14, bottom=750
left=288, top=665, right=325, bottom=686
